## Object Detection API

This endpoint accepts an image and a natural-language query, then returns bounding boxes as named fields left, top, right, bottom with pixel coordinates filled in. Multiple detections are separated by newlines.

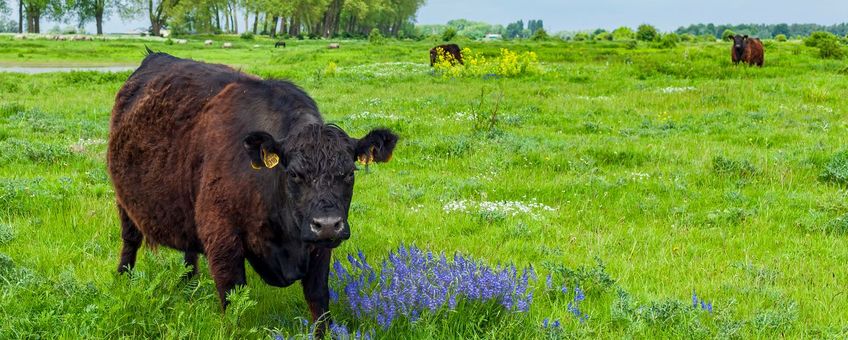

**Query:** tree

left=69, top=0, right=122, bottom=34
left=636, top=24, right=657, bottom=41
left=721, top=29, right=735, bottom=40
left=505, top=19, right=523, bottom=39
left=121, top=0, right=180, bottom=36
left=612, top=26, right=634, bottom=40
left=21, top=0, right=59, bottom=33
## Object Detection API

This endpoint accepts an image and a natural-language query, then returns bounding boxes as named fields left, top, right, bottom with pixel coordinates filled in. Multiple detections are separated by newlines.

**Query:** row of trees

left=417, top=18, right=545, bottom=40
left=676, top=23, right=848, bottom=39
left=0, top=0, right=425, bottom=37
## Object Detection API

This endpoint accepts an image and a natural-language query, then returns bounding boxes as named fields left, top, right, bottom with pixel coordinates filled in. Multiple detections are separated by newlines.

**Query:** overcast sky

left=5, top=0, right=848, bottom=34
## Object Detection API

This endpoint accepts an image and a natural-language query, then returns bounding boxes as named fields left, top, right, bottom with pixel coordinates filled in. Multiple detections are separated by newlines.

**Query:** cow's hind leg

left=116, top=205, right=143, bottom=274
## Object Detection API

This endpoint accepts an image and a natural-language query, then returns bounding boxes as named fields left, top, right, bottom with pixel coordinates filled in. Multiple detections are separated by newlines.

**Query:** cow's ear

left=354, top=128, right=398, bottom=164
left=243, top=131, right=283, bottom=169
left=743, top=35, right=748, bottom=40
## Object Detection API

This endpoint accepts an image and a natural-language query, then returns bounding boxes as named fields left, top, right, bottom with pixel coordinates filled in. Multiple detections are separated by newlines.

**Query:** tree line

left=0, top=0, right=425, bottom=38
left=675, top=23, right=848, bottom=39
left=417, top=19, right=545, bottom=40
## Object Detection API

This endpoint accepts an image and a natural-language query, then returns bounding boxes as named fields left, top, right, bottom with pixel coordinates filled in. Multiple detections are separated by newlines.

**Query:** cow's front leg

left=302, top=247, right=332, bottom=337
left=202, top=231, right=246, bottom=310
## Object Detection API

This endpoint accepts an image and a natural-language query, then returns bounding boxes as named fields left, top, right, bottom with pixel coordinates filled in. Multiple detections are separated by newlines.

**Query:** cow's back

left=108, top=53, right=254, bottom=251
left=745, top=39, right=764, bottom=66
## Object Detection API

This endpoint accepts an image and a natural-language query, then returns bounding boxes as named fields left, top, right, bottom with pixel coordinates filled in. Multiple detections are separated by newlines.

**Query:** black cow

left=275, top=41, right=286, bottom=48
left=430, top=44, right=464, bottom=66
left=107, top=49, right=397, bottom=336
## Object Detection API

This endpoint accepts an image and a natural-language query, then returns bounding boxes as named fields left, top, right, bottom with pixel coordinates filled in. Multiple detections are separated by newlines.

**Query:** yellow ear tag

left=261, top=148, right=280, bottom=169
left=358, top=146, right=376, bottom=165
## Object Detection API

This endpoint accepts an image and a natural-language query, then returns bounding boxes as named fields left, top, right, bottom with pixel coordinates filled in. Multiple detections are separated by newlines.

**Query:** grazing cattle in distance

left=430, top=44, right=464, bottom=66
left=107, top=49, right=397, bottom=335
left=222, top=42, right=233, bottom=49
left=328, top=43, right=340, bottom=49
left=275, top=41, right=286, bottom=48
left=204, top=40, right=213, bottom=46
left=729, top=34, right=764, bottom=67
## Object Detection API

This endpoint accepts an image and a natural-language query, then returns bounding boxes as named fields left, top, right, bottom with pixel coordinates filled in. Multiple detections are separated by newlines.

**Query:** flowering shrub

left=433, top=47, right=541, bottom=78
left=330, top=246, right=534, bottom=330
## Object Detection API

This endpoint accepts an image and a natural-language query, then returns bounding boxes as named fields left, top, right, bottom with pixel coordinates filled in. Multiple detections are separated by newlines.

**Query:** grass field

left=1, top=35, right=847, bottom=338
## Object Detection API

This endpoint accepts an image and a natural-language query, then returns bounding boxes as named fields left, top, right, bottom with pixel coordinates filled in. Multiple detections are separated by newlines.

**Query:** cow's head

left=729, top=34, right=748, bottom=57
left=243, top=124, right=397, bottom=248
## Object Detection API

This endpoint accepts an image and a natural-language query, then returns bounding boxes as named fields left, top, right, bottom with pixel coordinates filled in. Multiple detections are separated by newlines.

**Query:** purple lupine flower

left=692, top=290, right=698, bottom=308
left=329, top=246, right=533, bottom=330
left=705, top=302, right=713, bottom=313
left=329, top=323, right=348, bottom=338
left=574, top=285, right=585, bottom=302
left=543, top=318, right=550, bottom=328
left=552, top=319, right=561, bottom=328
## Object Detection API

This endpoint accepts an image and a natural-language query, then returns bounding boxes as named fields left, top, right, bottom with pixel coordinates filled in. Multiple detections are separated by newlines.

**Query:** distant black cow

left=430, top=44, right=464, bottom=66
left=108, top=49, right=397, bottom=336
left=728, top=34, right=764, bottom=67
left=275, top=41, right=286, bottom=48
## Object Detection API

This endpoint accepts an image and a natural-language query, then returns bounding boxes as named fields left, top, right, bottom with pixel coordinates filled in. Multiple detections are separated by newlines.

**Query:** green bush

left=240, top=32, right=254, bottom=40
left=573, top=32, right=589, bottom=41
left=657, top=33, right=679, bottom=49
left=369, top=28, right=384, bottom=44
left=636, top=24, right=658, bottom=41
left=722, top=29, right=735, bottom=40
left=164, top=38, right=173, bottom=45
left=612, top=26, right=635, bottom=40
left=531, top=28, right=549, bottom=41
left=680, top=33, right=695, bottom=42
left=594, top=32, right=612, bottom=41
left=775, top=34, right=787, bottom=42
left=441, top=27, right=457, bottom=42
left=805, top=32, right=845, bottom=59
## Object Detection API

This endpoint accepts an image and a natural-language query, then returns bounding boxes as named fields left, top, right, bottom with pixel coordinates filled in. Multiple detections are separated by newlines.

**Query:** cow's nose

left=310, top=216, right=344, bottom=233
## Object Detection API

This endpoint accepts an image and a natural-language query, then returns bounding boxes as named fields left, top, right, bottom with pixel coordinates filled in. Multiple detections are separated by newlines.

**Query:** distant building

left=483, top=33, right=502, bottom=41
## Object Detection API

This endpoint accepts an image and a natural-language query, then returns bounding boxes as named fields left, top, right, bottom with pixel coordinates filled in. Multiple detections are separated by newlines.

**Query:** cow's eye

left=288, top=171, right=304, bottom=183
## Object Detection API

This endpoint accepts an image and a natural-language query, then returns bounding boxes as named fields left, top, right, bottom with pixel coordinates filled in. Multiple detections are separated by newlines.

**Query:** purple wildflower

left=330, top=245, right=533, bottom=330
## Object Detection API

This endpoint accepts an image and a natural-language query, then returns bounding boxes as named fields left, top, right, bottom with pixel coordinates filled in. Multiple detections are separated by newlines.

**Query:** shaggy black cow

left=275, top=41, right=286, bottom=48
left=729, top=34, right=764, bottom=66
left=107, top=49, right=397, bottom=335
left=429, top=43, right=464, bottom=66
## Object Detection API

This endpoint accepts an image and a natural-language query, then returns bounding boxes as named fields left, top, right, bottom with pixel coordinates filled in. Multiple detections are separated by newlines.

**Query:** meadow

left=0, top=34, right=847, bottom=338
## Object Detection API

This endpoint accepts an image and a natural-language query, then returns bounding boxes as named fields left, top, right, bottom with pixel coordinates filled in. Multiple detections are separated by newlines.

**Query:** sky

left=4, top=0, right=848, bottom=34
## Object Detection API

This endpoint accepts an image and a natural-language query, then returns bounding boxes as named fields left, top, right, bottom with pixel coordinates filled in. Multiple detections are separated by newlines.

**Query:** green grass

left=1, top=35, right=848, bottom=338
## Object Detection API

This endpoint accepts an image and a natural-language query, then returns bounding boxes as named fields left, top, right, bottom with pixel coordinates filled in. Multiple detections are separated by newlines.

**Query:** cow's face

left=243, top=124, right=397, bottom=248
left=729, top=34, right=747, bottom=56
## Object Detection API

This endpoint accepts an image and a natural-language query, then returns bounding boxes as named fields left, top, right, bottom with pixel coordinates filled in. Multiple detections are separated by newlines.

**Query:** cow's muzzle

left=301, top=215, right=350, bottom=247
